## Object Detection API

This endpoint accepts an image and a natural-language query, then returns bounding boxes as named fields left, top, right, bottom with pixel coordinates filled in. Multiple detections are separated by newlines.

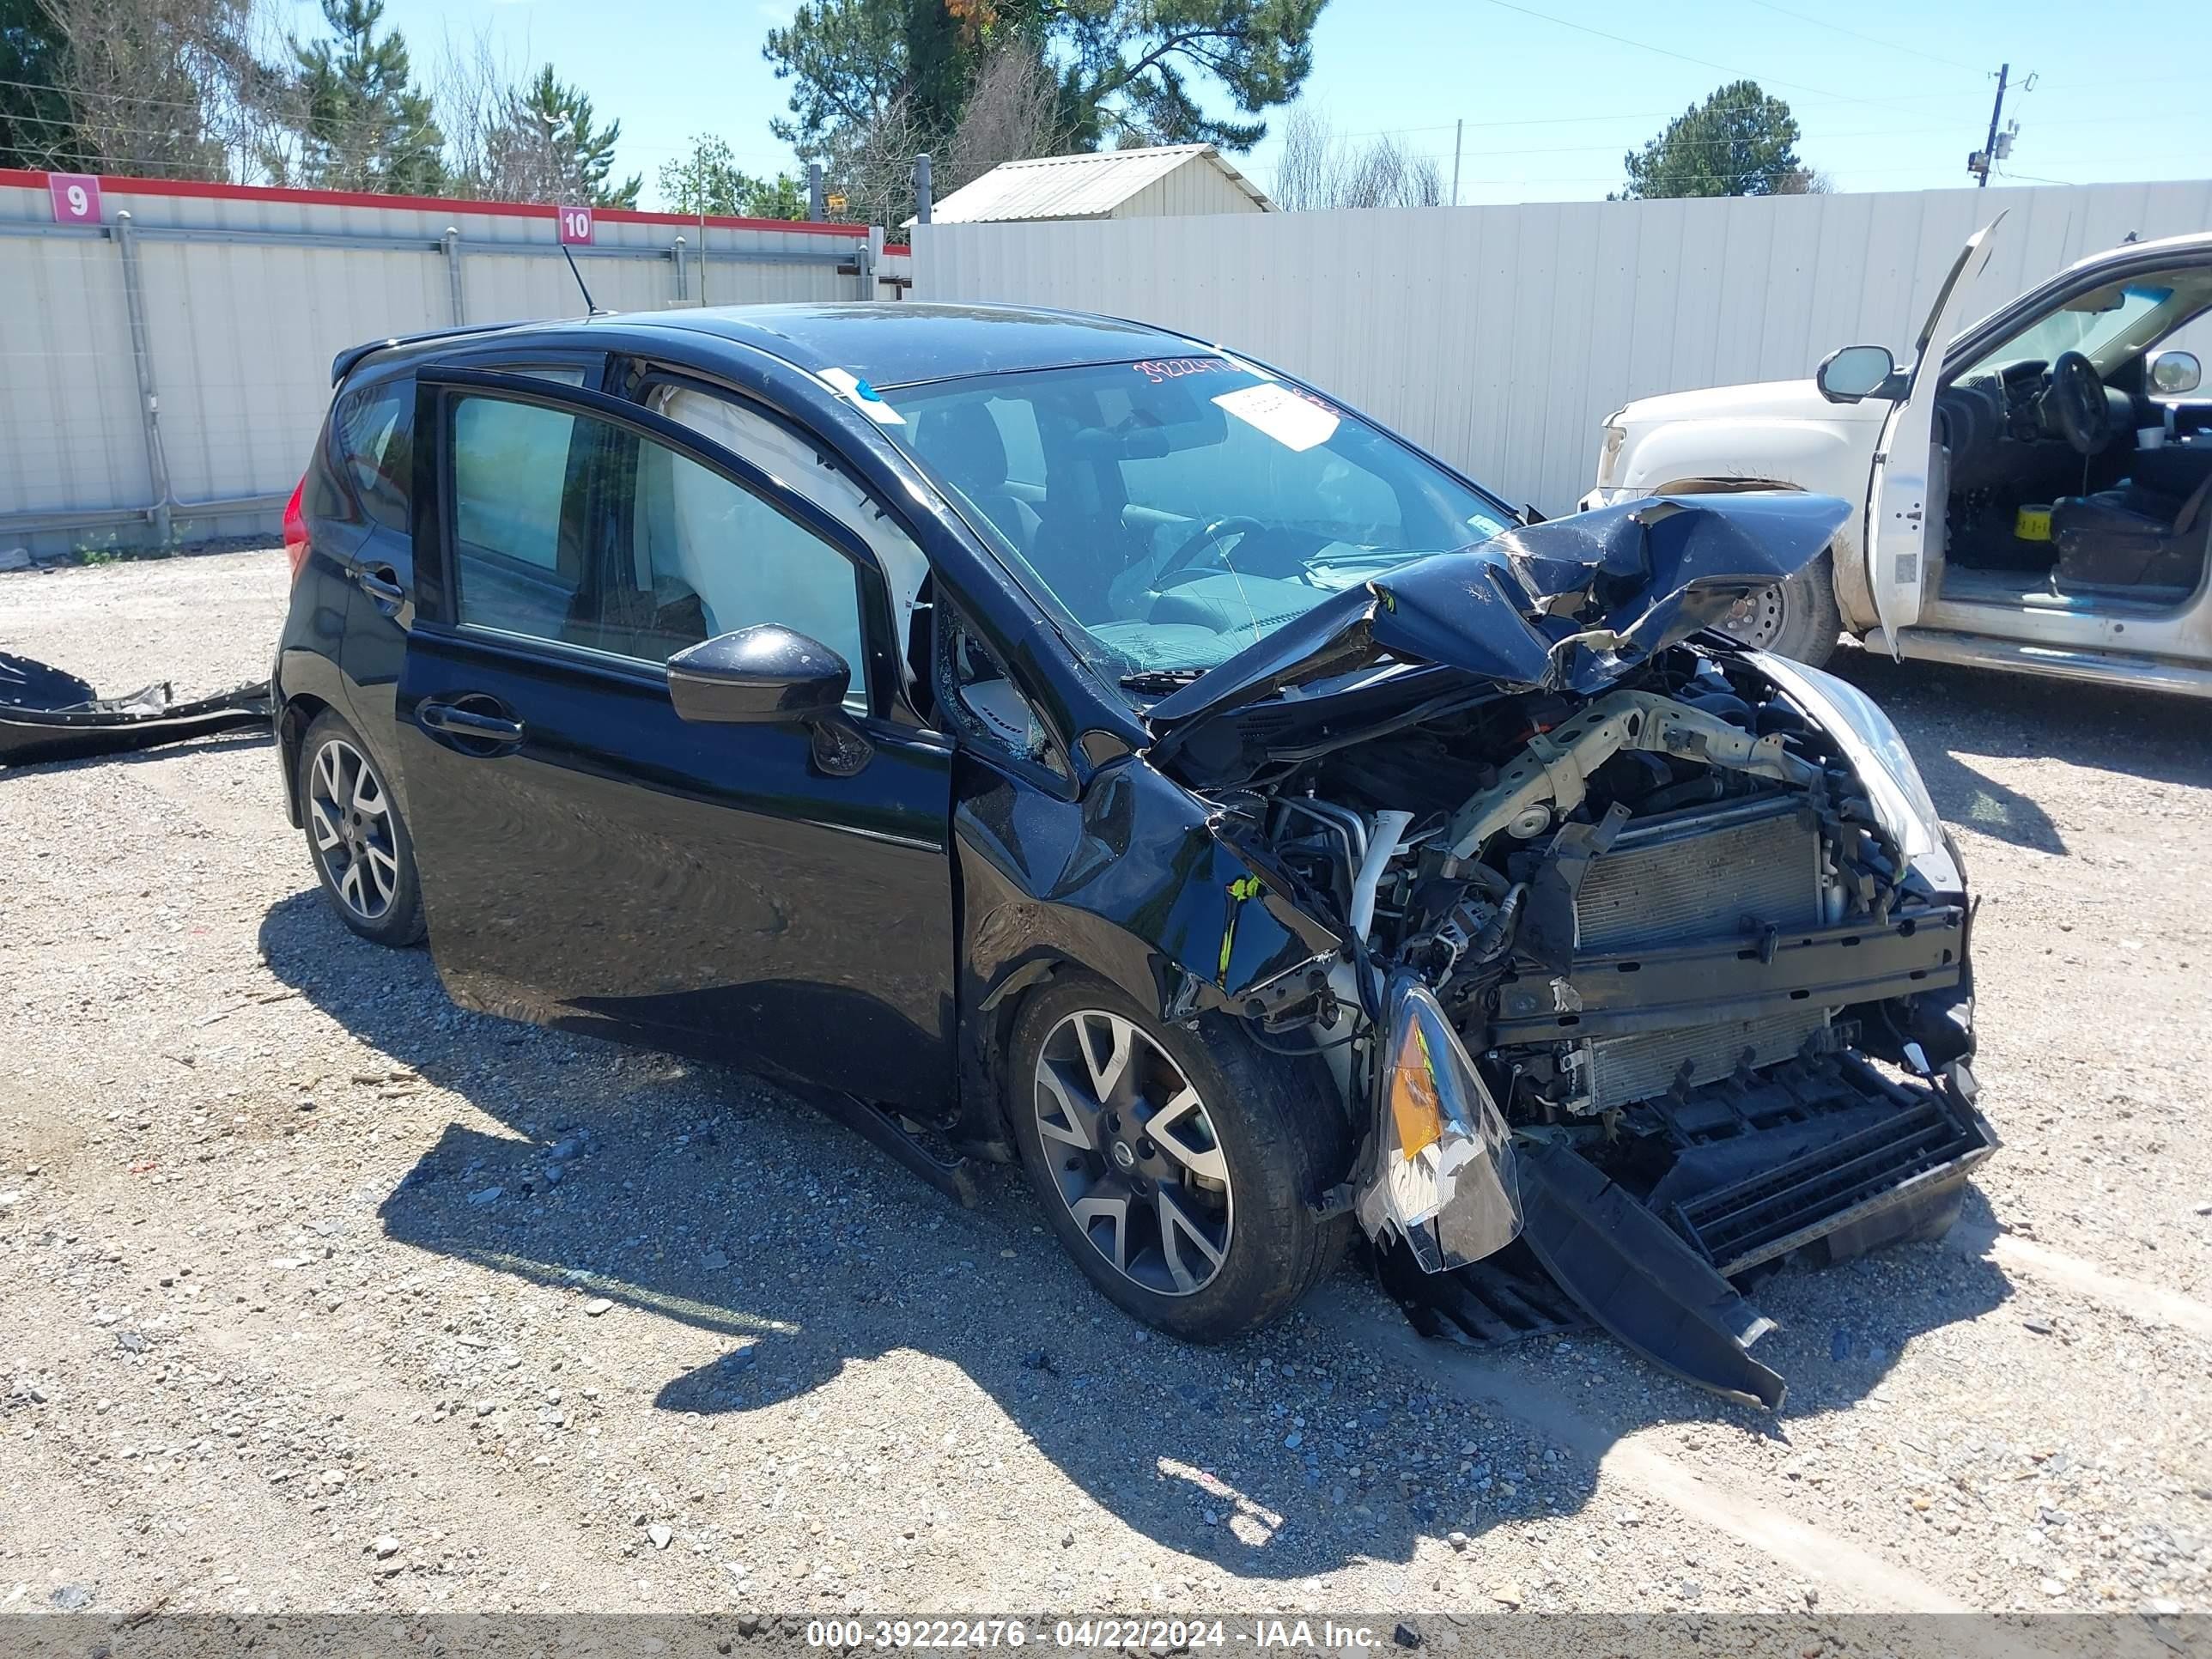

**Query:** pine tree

left=289, top=0, right=444, bottom=193
left=1617, top=81, right=1808, bottom=200
left=478, top=65, right=641, bottom=207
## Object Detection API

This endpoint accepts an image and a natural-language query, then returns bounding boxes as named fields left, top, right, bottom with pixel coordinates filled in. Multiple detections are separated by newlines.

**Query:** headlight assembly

left=1753, top=653, right=1958, bottom=889
left=1355, top=975, right=1522, bottom=1273
left=1595, top=422, right=1627, bottom=486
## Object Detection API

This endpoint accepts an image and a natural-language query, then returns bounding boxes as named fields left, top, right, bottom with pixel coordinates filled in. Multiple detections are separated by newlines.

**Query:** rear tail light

left=283, top=477, right=310, bottom=583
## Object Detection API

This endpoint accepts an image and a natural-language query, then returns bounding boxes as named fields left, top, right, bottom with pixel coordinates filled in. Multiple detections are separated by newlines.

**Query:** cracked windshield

left=884, top=358, right=1515, bottom=687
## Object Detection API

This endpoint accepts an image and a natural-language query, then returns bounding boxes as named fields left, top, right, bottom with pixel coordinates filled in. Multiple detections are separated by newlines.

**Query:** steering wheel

left=2046, top=350, right=2112, bottom=456
left=1155, top=515, right=1269, bottom=587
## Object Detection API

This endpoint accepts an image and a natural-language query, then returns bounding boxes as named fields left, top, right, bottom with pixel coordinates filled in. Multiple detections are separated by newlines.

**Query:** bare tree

left=1272, top=105, right=1442, bottom=210
left=1271, top=102, right=1333, bottom=211
left=429, top=27, right=506, bottom=195
left=34, top=0, right=287, bottom=179
left=1774, top=166, right=1834, bottom=195
left=941, top=40, right=1070, bottom=193
left=821, top=89, right=928, bottom=226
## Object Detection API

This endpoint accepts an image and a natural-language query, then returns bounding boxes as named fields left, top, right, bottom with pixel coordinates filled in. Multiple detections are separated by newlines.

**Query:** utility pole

left=1968, top=63, right=2008, bottom=187
left=695, top=136, right=709, bottom=307
left=1451, top=118, right=1462, bottom=207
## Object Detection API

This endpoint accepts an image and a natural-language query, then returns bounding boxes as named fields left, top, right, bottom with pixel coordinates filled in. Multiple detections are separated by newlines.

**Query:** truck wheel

left=1008, top=973, right=1352, bottom=1344
left=1720, top=550, right=1843, bottom=669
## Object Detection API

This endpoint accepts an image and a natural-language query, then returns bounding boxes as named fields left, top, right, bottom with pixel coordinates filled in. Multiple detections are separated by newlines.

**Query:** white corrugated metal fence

left=0, top=174, right=896, bottom=556
left=912, top=179, right=2212, bottom=514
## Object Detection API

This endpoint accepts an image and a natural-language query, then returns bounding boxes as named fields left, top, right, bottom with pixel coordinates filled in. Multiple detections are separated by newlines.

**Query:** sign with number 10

left=556, top=205, right=594, bottom=246
left=50, top=173, right=102, bottom=225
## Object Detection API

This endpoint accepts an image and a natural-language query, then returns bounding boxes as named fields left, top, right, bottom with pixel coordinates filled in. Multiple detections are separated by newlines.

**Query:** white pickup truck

left=1583, top=223, right=2212, bottom=696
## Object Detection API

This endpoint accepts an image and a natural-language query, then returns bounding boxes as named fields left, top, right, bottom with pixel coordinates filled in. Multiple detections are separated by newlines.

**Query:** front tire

left=1008, top=973, right=1352, bottom=1343
left=297, top=709, right=425, bottom=947
left=1720, top=549, right=1844, bottom=669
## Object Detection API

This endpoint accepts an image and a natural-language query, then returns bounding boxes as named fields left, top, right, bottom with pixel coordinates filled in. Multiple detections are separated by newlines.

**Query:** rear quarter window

left=326, top=380, right=416, bottom=534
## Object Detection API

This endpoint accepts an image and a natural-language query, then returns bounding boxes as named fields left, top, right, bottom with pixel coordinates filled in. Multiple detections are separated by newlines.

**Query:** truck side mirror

left=1815, top=344, right=1901, bottom=404
left=2151, top=349, right=2202, bottom=396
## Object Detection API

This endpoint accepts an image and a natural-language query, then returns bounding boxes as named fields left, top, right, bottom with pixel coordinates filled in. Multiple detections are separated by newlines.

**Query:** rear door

left=337, top=355, right=601, bottom=781
left=394, top=367, right=957, bottom=1112
left=1866, top=216, right=2004, bottom=643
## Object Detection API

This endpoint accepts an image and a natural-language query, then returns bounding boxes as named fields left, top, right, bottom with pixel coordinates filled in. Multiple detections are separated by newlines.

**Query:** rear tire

left=1721, top=549, right=1843, bottom=669
left=297, top=708, right=425, bottom=947
left=1007, top=972, right=1352, bottom=1344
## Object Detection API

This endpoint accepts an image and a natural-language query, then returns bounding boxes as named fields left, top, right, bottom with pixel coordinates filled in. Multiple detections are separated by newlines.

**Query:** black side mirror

left=668, top=624, right=850, bottom=724
left=668, top=625, right=872, bottom=775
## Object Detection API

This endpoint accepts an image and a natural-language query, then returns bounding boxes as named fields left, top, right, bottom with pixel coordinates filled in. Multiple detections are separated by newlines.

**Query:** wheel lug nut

left=1137, top=1139, right=1158, bottom=1160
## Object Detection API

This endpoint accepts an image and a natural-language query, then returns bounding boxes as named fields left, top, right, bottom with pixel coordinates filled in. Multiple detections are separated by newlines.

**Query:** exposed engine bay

left=1182, top=637, right=1993, bottom=1408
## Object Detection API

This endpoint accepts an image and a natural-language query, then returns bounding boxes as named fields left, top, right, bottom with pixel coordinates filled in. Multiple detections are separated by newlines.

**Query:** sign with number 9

left=50, top=173, right=102, bottom=225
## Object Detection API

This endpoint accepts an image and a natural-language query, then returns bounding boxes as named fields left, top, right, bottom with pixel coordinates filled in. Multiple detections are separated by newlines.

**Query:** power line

left=1736, top=0, right=1984, bottom=74
left=1474, top=0, right=1942, bottom=117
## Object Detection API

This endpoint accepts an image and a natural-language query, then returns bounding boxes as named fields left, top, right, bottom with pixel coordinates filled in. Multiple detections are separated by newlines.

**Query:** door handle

left=355, top=564, right=404, bottom=606
left=418, top=700, right=525, bottom=744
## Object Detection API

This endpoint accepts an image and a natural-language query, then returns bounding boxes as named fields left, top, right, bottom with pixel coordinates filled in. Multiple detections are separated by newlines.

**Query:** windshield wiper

left=1118, top=667, right=1208, bottom=695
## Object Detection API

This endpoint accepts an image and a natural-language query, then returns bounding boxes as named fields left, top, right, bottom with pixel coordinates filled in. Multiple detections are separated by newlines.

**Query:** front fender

left=950, top=750, right=1342, bottom=1146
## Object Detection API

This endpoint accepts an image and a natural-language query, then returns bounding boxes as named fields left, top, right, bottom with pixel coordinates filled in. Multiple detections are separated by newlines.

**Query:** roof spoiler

left=331, top=322, right=519, bottom=386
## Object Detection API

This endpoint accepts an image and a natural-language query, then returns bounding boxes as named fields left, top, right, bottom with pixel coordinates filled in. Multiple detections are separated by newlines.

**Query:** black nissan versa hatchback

left=274, top=302, right=1994, bottom=1407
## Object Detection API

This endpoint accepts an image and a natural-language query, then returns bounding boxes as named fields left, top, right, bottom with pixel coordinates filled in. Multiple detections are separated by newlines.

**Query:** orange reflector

left=1387, top=1017, right=1443, bottom=1159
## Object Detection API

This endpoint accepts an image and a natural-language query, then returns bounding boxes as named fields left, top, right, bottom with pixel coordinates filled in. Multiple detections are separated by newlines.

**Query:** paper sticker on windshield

left=817, top=366, right=905, bottom=425
left=1212, top=382, right=1338, bottom=452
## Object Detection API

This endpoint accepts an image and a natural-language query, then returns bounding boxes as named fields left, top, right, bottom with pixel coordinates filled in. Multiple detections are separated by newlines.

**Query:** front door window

left=447, top=392, right=870, bottom=706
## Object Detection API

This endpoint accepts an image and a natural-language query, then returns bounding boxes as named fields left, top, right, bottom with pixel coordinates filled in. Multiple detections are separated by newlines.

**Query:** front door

left=394, top=370, right=957, bottom=1113
left=1866, top=216, right=2004, bottom=643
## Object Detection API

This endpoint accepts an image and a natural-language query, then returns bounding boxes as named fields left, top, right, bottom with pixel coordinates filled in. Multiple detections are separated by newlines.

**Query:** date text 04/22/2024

left=803, top=1620, right=1389, bottom=1650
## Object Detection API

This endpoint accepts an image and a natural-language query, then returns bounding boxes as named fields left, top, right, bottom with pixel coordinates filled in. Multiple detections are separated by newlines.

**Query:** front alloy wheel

left=1008, top=973, right=1352, bottom=1344
left=1034, top=1009, right=1234, bottom=1297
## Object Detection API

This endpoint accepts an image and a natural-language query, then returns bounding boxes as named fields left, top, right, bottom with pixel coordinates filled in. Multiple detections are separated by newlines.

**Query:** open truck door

left=1864, top=216, right=2005, bottom=646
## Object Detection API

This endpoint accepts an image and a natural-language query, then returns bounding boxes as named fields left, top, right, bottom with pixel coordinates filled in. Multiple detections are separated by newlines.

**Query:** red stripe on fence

left=0, top=168, right=871, bottom=238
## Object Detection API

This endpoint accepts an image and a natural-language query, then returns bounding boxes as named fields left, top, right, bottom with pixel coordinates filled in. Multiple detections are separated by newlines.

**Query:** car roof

left=343, top=302, right=1218, bottom=391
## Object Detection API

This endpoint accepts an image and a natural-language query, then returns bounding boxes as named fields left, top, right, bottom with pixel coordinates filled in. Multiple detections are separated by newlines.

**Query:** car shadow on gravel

left=259, top=887, right=2014, bottom=1578
left=1832, top=650, right=2212, bottom=856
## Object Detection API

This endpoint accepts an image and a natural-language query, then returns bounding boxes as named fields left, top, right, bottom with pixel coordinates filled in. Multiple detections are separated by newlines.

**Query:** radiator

left=1572, top=796, right=1830, bottom=1113
left=1586, top=1006, right=1829, bottom=1114
left=1574, top=796, right=1823, bottom=953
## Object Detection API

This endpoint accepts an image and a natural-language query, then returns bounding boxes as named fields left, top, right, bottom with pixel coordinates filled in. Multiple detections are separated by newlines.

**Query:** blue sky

left=366, top=0, right=2212, bottom=211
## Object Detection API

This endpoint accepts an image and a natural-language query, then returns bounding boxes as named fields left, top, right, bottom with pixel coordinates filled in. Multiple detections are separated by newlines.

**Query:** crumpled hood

left=1144, top=492, right=1851, bottom=744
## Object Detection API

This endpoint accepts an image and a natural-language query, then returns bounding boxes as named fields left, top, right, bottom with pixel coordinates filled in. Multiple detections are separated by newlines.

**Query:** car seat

left=912, top=404, right=1036, bottom=554
left=2051, top=466, right=2212, bottom=592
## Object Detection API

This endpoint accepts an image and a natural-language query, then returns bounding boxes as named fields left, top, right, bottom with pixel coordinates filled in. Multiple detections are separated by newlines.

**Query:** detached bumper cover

left=0, top=655, right=270, bottom=768
left=1395, top=1059, right=1996, bottom=1410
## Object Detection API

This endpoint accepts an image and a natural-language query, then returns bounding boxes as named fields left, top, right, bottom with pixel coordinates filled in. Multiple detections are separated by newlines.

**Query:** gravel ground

left=2, top=549, right=2209, bottom=1623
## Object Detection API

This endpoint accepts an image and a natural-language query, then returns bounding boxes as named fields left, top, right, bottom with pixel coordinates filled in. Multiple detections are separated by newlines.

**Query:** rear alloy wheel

left=1717, top=549, right=1843, bottom=669
left=299, top=709, right=424, bottom=946
left=1009, top=974, right=1351, bottom=1343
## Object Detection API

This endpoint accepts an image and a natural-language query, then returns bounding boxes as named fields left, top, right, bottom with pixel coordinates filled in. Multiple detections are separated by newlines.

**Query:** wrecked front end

left=1146, top=495, right=1996, bottom=1409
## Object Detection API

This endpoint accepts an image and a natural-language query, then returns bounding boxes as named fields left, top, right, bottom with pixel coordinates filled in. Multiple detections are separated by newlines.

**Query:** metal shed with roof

left=915, top=144, right=1274, bottom=226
